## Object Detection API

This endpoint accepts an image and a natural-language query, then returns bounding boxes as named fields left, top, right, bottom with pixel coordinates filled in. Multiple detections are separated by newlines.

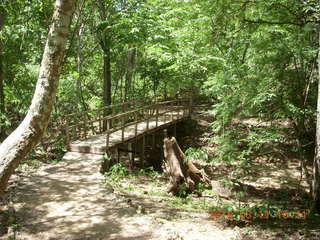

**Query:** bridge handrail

left=105, top=98, right=191, bottom=149
left=64, top=97, right=192, bottom=146
left=104, top=102, right=183, bottom=135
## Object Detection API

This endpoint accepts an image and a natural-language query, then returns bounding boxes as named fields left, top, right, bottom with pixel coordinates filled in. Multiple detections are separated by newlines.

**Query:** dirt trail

left=3, top=152, right=240, bottom=240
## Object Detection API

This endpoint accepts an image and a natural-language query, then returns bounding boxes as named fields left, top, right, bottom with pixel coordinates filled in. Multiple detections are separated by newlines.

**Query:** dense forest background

left=1, top=0, right=320, bottom=211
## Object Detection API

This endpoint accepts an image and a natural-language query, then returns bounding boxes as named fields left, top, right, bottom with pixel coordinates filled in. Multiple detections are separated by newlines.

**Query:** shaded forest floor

left=1, top=105, right=320, bottom=240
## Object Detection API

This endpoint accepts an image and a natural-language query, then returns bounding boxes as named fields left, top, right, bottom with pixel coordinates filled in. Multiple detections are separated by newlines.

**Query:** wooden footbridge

left=63, top=98, right=193, bottom=168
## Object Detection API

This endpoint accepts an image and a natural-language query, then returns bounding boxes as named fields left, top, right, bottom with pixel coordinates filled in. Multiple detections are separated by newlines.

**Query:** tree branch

left=243, top=18, right=310, bottom=27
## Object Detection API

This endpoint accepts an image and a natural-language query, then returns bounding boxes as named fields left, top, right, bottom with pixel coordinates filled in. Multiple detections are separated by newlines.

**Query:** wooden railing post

left=121, top=104, right=125, bottom=113
left=134, top=111, right=138, bottom=138
left=177, top=100, right=180, bottom=119
left=106, top=130, right=110, bottom=150
left=171, top=101, right=174, bottom=121
left=103, top=107, right=108, bottom=131
left=121, top=115, right=125, bottom=142
left=98, top=110, right=102, bottom=133
left=146, top=106, right=149, bottom=131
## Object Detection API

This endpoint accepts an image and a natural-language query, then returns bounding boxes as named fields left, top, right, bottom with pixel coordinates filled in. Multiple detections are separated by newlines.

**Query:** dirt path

left=3, top=152, right=240, bottom=240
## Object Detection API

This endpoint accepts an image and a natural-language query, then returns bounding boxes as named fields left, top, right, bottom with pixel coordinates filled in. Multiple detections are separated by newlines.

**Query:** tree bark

left=96, top=0, right=112, bottom=107
left=0, top=6, right=6, bottom=141
left=124, top=48, right=136, bottom=101
left=103, top=49, right=111, bottom=106
left=0, top=0, right=76, bottom=194
left=76, top=22, right=87, bottom=110
left=163, top=137, right=210, bottom=196
left=312, top=18, right=320, bottom=213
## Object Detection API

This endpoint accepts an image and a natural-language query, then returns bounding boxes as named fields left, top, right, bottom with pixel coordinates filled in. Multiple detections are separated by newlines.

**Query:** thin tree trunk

left=120, top=75, right=124, bottom=102
left=124, top=48, right=135, bottom=101
left=0, top=7, right=6, bottom=141
left=102, top=47, right=111, bottom=131
left=103, top=48, right=111, bottom=106
left=96, top=0, right=112, bottom=106
left=0, top=0, right=76, bottom=194
left=76, top=23, right=87, bottom=110
left=312, top=19, right=320, bottom=212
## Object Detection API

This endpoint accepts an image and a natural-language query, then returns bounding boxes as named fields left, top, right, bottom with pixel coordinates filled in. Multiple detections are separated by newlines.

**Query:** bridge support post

left=141, top=135, right=145, bottom=168
left=128, top=142, right=134, bottom=170
left=173, top=123, right=177, bottom=138
left=152, top=133, right=155, bottom=148
left=189, top=97, right=193, bottom=116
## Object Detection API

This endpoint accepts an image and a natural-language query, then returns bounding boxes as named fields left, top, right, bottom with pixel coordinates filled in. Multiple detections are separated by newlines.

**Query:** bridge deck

left=69, top=110, right=188, bottom=154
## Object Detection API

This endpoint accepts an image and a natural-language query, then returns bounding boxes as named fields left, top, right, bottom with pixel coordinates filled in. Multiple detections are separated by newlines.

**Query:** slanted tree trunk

left=163, top=137, right=210, bottom=196
left=0, top=0, right=76, bottom=194
left=0, top=6, right=6, bottom=141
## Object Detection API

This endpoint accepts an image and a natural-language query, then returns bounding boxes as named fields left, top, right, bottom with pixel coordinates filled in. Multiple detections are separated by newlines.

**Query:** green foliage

left=105, top=163, right=127, bottom=181
left=185, top=147, right=208, bottom=162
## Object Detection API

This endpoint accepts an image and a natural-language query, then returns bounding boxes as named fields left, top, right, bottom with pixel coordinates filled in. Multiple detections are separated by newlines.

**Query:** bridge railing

left=104, top=98, right=191, bottom=149
left=64, top=98, right=192, bottom=146
left=64, top=100, right=143, bottom=145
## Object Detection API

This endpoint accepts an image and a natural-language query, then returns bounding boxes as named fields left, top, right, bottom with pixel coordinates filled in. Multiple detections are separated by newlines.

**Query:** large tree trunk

left=163, top=137, right=210, bottom=196
left=0, top=6, right=6, bottom=141
left=312, top=18, right=320, bottom=213
left=95, top=0, right=112, bottom=107
left=0, top=0, right=76, bottom=194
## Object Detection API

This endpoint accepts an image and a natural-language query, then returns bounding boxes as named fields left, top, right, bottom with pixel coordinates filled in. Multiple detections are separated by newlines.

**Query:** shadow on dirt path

left=6, top=152, right=155, bottom=240
left=1, top=151, right=240, bottom=240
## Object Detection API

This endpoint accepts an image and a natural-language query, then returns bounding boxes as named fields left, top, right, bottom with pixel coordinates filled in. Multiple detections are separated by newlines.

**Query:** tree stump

left=163, top=136, right=211, bottom=196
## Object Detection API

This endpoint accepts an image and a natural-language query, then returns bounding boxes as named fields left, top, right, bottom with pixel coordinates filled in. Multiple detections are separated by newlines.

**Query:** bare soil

left=0, top=151, right=240, bottom=240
